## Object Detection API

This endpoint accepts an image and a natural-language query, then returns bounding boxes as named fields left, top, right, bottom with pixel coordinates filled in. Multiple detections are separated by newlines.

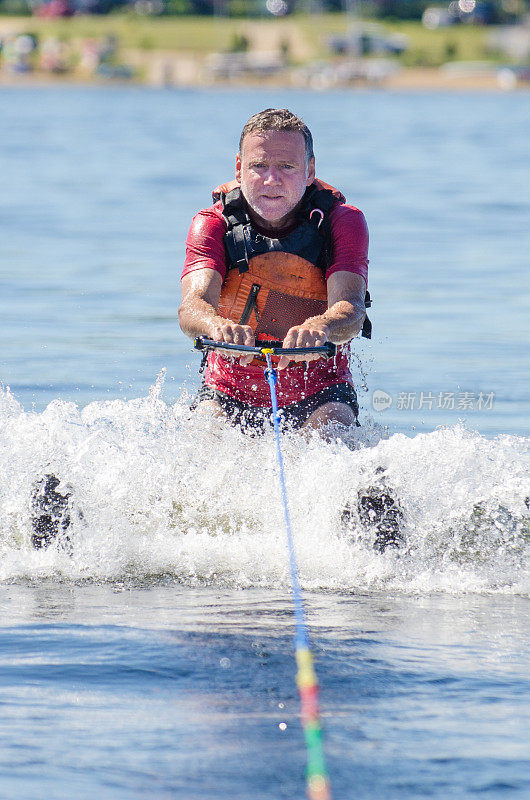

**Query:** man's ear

left=235, top=153, right=242, bottom=184
left=306, top=157, right=316, bottom=186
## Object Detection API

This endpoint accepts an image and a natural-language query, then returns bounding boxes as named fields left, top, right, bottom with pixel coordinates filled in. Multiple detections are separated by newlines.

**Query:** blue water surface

left=1, top=87, right=528, bottom=433
left=1, top=586, right=529, bottom=800
left=1, top=87, right=529, bottom=800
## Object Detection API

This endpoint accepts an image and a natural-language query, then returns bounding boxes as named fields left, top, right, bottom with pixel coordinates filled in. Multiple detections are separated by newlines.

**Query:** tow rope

left=194, top=338, right=333, bottom=800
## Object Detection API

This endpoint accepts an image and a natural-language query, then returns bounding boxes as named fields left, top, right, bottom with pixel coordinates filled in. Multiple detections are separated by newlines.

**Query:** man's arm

left=322, top=270, right=367, bottom=342
left=178, top=269, right=255, bottom=363
left=277, top=271, right=366, bottom=369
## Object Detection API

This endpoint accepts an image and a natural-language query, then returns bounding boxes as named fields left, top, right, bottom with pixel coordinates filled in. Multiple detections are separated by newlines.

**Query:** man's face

left=236, top=130, right=315, bottom=229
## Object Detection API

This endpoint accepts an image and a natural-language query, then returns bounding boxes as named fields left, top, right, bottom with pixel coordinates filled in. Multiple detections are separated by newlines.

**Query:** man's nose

left=263, top=167, right=281, bottom=184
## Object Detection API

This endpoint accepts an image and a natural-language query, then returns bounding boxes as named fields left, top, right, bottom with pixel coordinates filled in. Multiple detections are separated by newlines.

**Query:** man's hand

left=208, top=320, right=255, bottom=366
left=277, top=321, right=329, bottom=371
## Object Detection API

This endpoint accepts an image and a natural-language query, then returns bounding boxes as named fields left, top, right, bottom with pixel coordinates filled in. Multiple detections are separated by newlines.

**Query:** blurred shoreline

left=0, top=63, right=526, bottom=91
left=1, top=12, right=529, bottom=92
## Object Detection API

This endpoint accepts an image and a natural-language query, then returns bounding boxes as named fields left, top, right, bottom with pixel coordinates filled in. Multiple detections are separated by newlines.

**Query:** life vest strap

left=239, top=283, right=261, bottom=325
left=231, top=222, right=249, bottom=274
left=222, top=188, right=250, bottom=274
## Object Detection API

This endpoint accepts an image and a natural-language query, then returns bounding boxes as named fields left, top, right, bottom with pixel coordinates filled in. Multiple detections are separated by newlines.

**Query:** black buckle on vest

left=362, top=290, right=372, bottom=339
left=362, top=317, right=372, bottom=339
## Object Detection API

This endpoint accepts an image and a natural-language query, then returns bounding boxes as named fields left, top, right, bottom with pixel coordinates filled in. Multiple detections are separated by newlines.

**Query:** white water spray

left=0, top=379, right=528, bottom=594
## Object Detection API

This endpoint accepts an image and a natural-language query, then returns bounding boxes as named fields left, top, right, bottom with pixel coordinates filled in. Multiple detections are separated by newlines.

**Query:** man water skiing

left=179, top=108, right=401, bottom=549
left=30, top=109, right=401, bottom=551
left=179, top=108, right=371, bottom=435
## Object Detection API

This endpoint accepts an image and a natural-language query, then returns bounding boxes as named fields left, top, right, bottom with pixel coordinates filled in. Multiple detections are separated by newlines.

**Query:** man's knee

left=301, top=401, right=357, bottom=432
left=194, top=398, right=226, bottom=418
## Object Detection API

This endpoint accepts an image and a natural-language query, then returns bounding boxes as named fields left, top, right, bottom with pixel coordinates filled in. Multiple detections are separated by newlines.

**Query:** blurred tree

left=444, top=39, right=458, bottom=60
left=226, top=0, right=263, bottom=16
left=370, top=0, right=431, bottom=20
left=228, top=30, right=249, bottom=50
left=163, top=0, right=193, bottom=13
left=0, top=0, right=33, bottom=13
left=1, top=0, right=526, bottom=19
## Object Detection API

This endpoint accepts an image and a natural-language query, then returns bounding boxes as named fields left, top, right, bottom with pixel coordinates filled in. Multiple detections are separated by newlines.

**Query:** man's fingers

left=209, top=320, right=254, bottom=343
left=279, top=325, right=329, bottom=367
left=235, top=325, right=254, bottom=363
left=208, top=322, right=255, bottom=363
left=232, top=325, right=252, bottom=346
left=207, top=321, right=329, bottom=370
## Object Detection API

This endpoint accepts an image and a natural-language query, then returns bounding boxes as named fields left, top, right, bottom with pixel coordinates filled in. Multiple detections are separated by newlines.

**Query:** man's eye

left=280, top=164, right=294, bottom=170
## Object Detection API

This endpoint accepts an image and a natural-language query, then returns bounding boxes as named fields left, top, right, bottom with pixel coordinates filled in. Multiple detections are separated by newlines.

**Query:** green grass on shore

left=0, top=12, right=508, bottom=65
left=381, top=20, right=501, bottom=66
left=297, top=15, right=503, bottom=64
left=0, top=13, right=246, bottom=52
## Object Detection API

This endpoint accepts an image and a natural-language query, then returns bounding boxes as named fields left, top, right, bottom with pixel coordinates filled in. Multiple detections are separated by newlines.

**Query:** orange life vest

left=211, top=179, right=371, bottom=364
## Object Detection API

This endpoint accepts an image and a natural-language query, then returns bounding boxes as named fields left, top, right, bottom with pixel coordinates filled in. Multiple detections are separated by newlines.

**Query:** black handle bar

left=194, top=337, right=337, bottom=359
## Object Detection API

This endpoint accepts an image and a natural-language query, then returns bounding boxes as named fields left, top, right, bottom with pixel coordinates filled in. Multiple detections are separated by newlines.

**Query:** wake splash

left=1, top=381, right=528, bottom=594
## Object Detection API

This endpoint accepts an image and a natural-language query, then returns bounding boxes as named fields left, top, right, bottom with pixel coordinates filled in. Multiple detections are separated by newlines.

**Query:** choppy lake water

left=1, top=87, right=529, bottom=799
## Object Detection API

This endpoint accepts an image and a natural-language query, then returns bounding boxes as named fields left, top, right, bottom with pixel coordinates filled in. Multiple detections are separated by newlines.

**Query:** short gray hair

left=239, top=108, right=314, bottom=163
